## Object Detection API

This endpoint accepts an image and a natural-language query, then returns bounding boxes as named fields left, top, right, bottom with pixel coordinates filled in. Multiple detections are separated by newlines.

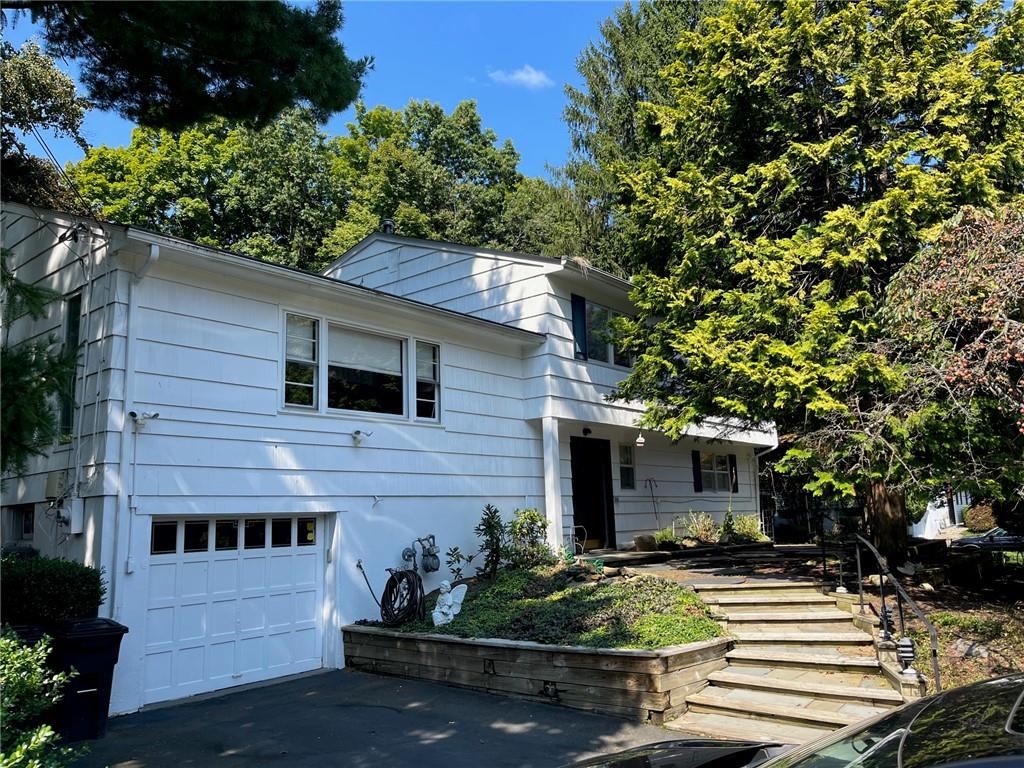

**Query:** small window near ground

left=151, top=521, right=177, bottom=555
left=215, top=520, right=238, bottom=551
left=327, top=325, right=404, bottom=415
left=271, top=518, right=292, bottom=547
left=297, top=518, right=316, bottom=546
left=415, top=341, right=440, bottom=419
left=183, top=520, right=209, bottom=552
left=619, top=445, right=636, bottom=490
left=285, top=314, right=318, bottom=408
left=244, top=519, right=265, bottom=549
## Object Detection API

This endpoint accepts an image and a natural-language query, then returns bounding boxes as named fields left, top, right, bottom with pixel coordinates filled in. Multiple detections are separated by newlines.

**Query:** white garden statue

left=431, top=580, right=468, bottom=626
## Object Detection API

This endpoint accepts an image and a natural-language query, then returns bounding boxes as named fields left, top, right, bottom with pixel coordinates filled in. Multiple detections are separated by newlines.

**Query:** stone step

left=703, top=595, right=837, bottom=608
left=692, top=580, right=823, bottom=592
left=731, top=631, right=872, bottom=646
left=721, top=610, right=854, bottom=622
left=707, top=669, right=904, bottom=706
left=727, top=648, right=881, bottom=673
left=687, top=686, right=889, bottom=728
left=666, top=710, right=829, bottom=745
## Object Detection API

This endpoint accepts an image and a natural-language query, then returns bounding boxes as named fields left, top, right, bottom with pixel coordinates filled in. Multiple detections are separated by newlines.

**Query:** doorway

left=569, top=436, right=616, bottom=550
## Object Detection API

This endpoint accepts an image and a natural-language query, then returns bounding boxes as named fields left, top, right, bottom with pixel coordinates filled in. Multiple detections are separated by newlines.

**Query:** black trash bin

left=48, top=618, right=129, bottom=741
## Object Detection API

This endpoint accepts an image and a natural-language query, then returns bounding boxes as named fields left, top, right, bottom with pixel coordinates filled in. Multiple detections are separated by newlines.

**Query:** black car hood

left=564, top=739, right=790, bottom=768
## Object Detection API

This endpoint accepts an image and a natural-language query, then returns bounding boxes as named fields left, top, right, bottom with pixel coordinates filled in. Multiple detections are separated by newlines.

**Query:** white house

left=1, top=203, right=776, bottom=715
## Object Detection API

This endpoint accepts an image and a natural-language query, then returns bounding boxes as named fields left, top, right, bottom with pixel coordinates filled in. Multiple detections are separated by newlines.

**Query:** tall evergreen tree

left=6, top=1, right=368, bottom=129
left=613, top=0, right=1024, bottom=560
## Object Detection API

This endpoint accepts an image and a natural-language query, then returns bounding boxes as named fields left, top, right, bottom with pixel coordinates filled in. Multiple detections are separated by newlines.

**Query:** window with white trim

left=327, top=325, right=404, bottom=415
left=618, top=444, right=636, bottom=490
left=284, top=314, right=318, bottom=407
left=415, top=341, right=440, bottom=419
left=701, top=452, right=734, bottom=493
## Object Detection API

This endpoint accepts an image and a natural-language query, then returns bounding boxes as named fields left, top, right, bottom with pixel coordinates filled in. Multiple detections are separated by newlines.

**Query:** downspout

left=108, top=244, right=156, bottom=622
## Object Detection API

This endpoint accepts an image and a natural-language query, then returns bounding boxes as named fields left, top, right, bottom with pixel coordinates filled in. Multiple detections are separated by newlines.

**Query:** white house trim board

left=1, top=203, right=776, bottom=715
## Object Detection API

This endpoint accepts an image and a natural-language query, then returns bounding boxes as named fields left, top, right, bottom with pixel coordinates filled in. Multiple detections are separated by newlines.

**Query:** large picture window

left=327, top=325, right=404, bottom=415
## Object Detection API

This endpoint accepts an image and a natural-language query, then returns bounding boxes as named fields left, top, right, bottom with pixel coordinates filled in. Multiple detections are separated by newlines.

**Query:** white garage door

left=143, top=515, right=323, bottom=704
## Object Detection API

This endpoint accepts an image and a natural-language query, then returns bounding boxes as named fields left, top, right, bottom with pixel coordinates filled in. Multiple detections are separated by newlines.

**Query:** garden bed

left=343, top=626, right=730, bottom=723
left=372, top=566, right=724, bottom=649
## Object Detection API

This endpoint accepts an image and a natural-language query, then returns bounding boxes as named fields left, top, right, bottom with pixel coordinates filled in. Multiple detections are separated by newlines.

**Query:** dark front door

left=569, top=436, right=616, bottom=550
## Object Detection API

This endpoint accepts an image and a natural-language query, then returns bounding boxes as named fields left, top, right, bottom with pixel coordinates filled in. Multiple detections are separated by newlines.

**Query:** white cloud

left=488, top=64, right=554, bottom=90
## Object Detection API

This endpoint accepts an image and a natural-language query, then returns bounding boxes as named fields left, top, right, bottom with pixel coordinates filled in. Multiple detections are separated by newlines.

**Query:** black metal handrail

left=845, top=533, right=941, bottom=692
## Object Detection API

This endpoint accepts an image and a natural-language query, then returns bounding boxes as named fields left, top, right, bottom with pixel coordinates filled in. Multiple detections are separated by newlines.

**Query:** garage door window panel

left=151, top=521, right=178, bottom=555
left=183, top=521, right=209, bottom=553
left=298, top=518, right=316, bottom=546
left=244, top=519, right=266, bottom=548
left=327, top=325, right=404, bottom=415
left=271, top=518, right=292, bottom=548
left=215, top=520, right=239, bottom=551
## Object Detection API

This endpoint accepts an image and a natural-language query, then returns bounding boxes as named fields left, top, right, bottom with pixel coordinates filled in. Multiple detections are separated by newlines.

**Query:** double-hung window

left=284, top=314, right=318, bottom=408
left=619, top=445, right=636, bottom=490
left=415, top=341, right=440, bottom=419
left=692, top=451, right=739, bottom=494
left=327, top=325, right=404, bottom=415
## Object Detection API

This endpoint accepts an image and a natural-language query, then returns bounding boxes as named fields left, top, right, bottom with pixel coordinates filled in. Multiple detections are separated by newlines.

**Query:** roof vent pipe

left=380, top=218, right=395, bottom=235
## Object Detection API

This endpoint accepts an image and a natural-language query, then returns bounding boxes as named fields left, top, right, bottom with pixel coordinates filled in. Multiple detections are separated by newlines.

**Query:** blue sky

left=5, top=1, right=621, bottom=178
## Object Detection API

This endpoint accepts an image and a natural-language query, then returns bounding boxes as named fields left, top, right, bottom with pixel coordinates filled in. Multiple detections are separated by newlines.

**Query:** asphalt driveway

left=75, top=669, right=672, bottom=768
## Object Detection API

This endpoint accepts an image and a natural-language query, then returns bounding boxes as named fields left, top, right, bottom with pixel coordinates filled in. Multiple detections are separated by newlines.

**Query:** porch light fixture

left=351, top=429, right=373, bottom=446
left=635, top=431, right=646, bottom=448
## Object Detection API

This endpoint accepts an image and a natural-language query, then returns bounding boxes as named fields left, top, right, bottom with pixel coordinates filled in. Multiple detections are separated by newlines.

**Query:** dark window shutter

left=571, top=294, right=588, bottom=360
left=728, top=454, right=739, bottom=493
left=691, top=450, right=703, bottom=493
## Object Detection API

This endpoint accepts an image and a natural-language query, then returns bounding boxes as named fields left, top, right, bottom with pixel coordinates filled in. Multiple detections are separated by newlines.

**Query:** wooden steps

left=703, top=595, right=837, bottom=608
left=731, top=631, right=873, bottom=646
left=726, top=648, right=882, bottom=672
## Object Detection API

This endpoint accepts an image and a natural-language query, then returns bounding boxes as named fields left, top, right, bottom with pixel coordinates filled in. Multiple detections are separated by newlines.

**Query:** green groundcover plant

left=391, top=566, right=722, bottom=649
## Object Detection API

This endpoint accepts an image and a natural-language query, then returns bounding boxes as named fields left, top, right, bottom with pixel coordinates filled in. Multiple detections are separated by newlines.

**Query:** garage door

left=143, top=516, right=323, bottom=704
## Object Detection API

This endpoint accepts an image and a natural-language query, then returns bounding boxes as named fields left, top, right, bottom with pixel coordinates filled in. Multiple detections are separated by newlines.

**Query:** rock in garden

left=952, top=638, right=989, bottom=659
left=634, top=534, right=657, bottom=552
left=603, top=566, right=622, bottom=577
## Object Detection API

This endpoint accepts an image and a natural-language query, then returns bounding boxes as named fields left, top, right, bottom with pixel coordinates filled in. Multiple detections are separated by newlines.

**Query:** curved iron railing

left=836, top=534, right=942, bottom=692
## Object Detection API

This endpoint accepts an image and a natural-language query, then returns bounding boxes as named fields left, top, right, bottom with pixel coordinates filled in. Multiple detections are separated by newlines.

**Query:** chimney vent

left=380, top=218, right=395, bottom=235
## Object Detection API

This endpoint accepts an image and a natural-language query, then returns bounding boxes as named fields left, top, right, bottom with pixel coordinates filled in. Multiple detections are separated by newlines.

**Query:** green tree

left=7, top=1, right=368, bottom=130
left=613, top=0, right=1024, bottom=560
left=563, top=0, right=716, bottom=272
left=1, top=251, right=78, bottom=476
left=0, top=40, right=90, bottom=210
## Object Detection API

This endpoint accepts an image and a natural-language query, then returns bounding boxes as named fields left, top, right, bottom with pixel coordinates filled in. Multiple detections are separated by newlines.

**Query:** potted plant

left=1, top=553, right=127, bottom=741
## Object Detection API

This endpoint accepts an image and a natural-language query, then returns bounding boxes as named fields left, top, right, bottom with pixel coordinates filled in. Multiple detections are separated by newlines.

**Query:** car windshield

left=761, top=700, right=929, bottom=768
left=761, top=677, right=1024, bottom=768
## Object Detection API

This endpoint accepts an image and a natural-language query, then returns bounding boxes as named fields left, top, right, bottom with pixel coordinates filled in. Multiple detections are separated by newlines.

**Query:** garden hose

left=379, top=568, right=425, bottom=626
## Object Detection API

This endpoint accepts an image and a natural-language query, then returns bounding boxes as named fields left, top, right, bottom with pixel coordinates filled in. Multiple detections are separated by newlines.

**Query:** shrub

left=964, top=503, right=997, bottom=532
left=473, top=504, right=506, bottom=578
left=0, top=632, right=76, bottom=767
left=654, top=527, right=676, bottom=544
left=0, top=556, right=106, bottom=625
left=685, top=511, right=720, bottom=543
left=721, top=508, right=735, bottom=537
left=445, top=546, right=475, bottom=582
left=506, top=508, right=554, bottom=569
left=733, top=514, right=769, bottom=543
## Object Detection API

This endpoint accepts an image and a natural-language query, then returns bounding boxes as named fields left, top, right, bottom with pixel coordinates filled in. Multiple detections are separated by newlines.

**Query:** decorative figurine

left=431, top=580, right=468, bottom=626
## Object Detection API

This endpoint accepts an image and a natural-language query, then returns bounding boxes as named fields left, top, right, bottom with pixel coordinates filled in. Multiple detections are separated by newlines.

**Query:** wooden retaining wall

left=342, top=626, right=731, bottom=724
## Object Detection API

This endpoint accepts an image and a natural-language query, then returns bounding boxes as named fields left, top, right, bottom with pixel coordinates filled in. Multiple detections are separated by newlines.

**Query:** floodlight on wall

left=351, top=429, right=373, bottom=447
left=635, top=431, right=646, bottom=448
